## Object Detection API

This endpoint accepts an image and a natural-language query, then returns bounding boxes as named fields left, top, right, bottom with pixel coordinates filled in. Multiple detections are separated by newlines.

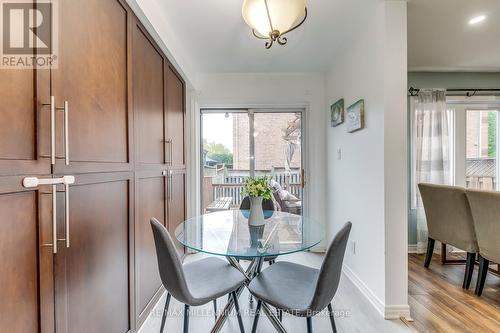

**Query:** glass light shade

left=242, top=0, right=306, bottom=37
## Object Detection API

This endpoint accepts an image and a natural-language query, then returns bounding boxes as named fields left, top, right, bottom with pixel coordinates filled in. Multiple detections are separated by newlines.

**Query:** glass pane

left=175, top=210, right=323, bottom=258
left=466, top=110, right=497, bottom=190
left=254, top=112, right=303, bottom=215
left=201, top=112, right=249, bottom=212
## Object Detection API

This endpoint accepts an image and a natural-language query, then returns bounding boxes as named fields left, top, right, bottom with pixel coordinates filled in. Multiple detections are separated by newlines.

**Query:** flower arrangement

left=241, top=176, right=273, bottom=200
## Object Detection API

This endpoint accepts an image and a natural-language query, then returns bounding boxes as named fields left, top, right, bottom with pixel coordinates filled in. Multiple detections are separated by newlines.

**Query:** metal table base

left=210, top=257, right=287, bottom=333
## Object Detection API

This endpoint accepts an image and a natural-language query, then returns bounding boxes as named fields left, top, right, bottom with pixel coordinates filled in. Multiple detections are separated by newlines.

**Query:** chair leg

left=251, top=300, right=262, bottom=333
left=475, top=256, right=490, bottom=296
left=306, top=317, right=313, bottom=333
left=213, top=299, right=217, bottom=321
left=327, top=303, right=337, bottom=333
left=183, top=305, right=190, bottom=333
left=424, top=238, right=435, bottom=268
left=159, top=293, right=171, bottom=333
left=232, top=292, right=245, bottom=333
left=463, top=252, right=476, bottom=289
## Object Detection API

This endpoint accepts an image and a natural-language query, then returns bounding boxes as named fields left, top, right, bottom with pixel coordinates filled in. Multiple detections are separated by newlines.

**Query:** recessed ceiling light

left=469, top=15, right=486, bottom=25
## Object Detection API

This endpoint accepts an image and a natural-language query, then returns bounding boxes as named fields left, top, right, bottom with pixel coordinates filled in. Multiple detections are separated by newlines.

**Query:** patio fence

left=466, top=158, right=496, bottom=190
left=204, top=169, right=302, bottom=208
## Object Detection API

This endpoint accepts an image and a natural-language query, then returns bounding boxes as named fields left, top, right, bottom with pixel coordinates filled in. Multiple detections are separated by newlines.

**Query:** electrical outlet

left=351, top=241, right=356, bottom=255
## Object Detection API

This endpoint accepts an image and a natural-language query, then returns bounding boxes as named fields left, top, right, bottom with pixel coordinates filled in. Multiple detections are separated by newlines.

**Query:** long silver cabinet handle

left=65, top=182, right=70, bottom=248
left=23, top=176, right=75, bottom=253
left=56, top=101, right=69, bottom=165
left=169, top=140, right=173, bottom=166
left=42, top=96, right=56, bottom=165
left=168, top=170, right=173, bottom=201
left=43, top=97, right=70, bottom=165
left=166, top=139, right=173, bottom=166
left=52, top=184, right=57, bottom=254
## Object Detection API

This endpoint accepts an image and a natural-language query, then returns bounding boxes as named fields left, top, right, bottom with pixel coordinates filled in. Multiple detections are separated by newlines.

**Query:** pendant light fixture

left=242, top=0, right=307, bottom=49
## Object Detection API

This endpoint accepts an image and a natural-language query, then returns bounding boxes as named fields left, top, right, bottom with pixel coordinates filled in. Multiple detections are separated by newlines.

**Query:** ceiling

left=149, top=0, right=370, bottom=73
left=408, top=0, right=500, bottom=71
left=146, top=0, right=500, bottom=74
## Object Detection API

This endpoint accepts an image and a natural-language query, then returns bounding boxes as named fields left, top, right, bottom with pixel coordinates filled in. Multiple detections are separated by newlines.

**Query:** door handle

left=162, top=170, right=172, bottom=201
left=43, top=96, right=56, bottom=165
left=64, top=182, right=70, bottom=248
left=168, top=170, right=173, bottom=201
left=165, top=139, right=173, bottom=166
left=43, top=97, right=70, bottom=165
left=56, top=101, right=69, bottom=165
left=52, top=184, right=57, bottom=253
left=23, top=176, right=75, bottom=253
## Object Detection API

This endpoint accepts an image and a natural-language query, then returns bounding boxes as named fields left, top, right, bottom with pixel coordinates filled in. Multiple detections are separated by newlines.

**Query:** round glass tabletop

left=175, top=210, right=323, bottom=258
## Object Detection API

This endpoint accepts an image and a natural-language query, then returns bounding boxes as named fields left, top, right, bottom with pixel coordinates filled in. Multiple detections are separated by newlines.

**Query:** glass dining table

left=175, top=209, right=323, bottom=333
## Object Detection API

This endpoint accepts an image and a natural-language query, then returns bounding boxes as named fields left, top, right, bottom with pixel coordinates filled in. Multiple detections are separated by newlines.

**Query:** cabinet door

left=54, top=173, right=131, bottom=333
left=52, top=0, right=131, bottom=174
left=167, top=170, right=186, bottom=255
left=165, top=66, right=185, bottom=168
left=133, top=23, right=165, bottom=166
left=0, top=178, right=54, bottom=333
left=134, top=171, right=166, bottom=325
left=0, top=59, right=50, bottom=176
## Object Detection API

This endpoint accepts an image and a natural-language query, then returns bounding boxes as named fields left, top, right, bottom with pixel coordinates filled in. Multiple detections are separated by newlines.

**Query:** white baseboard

left=342, top=264, right=410, bottom=320
left=408, top=243, right=442, bottom=254
left=384, top=304, right=411, bottom=320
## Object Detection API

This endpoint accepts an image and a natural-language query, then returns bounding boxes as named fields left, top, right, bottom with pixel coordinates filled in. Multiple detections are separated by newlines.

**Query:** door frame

left=198, top=106, right=309, bottom=218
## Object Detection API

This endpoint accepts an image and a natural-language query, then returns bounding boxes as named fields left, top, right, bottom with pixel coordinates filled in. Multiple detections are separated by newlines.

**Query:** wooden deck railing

left=203, top=170, right=302, bottom=209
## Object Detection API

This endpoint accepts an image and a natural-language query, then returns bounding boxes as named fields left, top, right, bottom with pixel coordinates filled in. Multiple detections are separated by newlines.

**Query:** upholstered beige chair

left=418, top=183, right=479, bottom=289
left=466, top=189, right=500, bottom=296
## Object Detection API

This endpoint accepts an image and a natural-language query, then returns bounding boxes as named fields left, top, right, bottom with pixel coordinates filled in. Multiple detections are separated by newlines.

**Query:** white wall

left=325, top=0, right=409, bottom=318
left=195, top=72, right=327, bottom=247
left=384, top=1, right=409, bottom=317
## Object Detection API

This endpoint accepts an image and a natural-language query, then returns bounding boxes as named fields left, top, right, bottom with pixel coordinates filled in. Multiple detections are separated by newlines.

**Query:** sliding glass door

left=201, top=109, right=304, bottom=215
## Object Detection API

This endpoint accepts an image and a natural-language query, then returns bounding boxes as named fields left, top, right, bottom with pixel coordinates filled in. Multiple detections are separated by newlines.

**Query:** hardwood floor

left=407, top=253, right=500, bottom=333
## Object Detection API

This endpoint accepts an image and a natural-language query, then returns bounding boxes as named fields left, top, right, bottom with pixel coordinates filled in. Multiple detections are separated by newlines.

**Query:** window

left=447, top=96, right=500, bottom=190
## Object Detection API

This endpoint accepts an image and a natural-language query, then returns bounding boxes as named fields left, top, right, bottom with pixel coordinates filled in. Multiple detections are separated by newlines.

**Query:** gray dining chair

left=418, top=183, right=479, bottom=289
left=465, top=189, right=500, bottom=296
left=248, top=222, right=352, bottom=333
left=150, top=218, right=246, bottom=333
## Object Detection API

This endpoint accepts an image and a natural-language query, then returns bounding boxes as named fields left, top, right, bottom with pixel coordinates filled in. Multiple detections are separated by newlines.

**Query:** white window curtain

left=410, top=89, right=453, bottom=254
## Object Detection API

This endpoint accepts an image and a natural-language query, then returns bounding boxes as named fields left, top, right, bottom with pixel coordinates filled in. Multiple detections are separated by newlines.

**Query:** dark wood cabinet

left=166, top=66, right=186, bottom=168
left=52, top=0, right=132, bottom=175
left=167, top=170, right=187, bottom=255
left=0, top=180, right=54, bottom=332
left=131, top=19, right=186, bottom=327
left=0, top=65, right=50, bottom=176
left=0, top=0, right=186, bottom=332
left=54, top=173, right=132, bottom=333
left=133, top=24, right=166, bottom=166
